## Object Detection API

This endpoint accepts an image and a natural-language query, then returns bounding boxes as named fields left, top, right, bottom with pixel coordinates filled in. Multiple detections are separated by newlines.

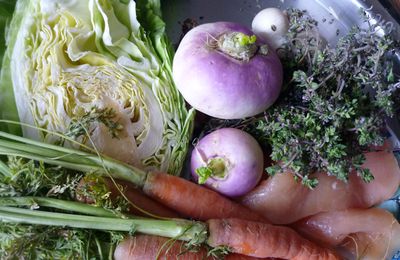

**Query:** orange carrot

left=104, top=178, right=180, bottom=218
left=114, top=234, right=212, bottom=260
left=114, top=234, right=267, bottom=260
left=76, top=176, right=179, bottom=218
left=143, top=171, right=269, bottom=223
left=206, top=218, right=340, bottom=260
left=3, top=132, right=268, bottom=222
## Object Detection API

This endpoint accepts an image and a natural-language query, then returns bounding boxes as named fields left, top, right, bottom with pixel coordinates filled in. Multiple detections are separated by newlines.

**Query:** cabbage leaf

left=0, top=0, right=194, bottom=175
left=0, top=0, right=19, bottom=135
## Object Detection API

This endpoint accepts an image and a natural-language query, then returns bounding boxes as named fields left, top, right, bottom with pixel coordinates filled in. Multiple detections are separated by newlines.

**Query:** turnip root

left=252, top=8, right=289, bottom=50
left=191, top=128, right=264, bottom=197
left=173, top=22, right=283, bottom=119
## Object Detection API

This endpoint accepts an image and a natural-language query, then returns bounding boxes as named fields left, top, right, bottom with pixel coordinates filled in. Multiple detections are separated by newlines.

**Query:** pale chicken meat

left=240, top=151, right=400, bottom=224
left=293, top=208, right=400, bottom=260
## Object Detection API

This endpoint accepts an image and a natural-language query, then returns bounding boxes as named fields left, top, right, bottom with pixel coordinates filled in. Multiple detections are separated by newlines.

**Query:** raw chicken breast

left=240, top=151, right=400, bottom=224
left=293, top=208, right=400, bottom=260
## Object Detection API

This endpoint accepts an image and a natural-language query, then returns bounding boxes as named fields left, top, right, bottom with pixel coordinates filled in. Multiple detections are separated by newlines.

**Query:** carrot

left=0, top=133, right=269, bottom=222
left=114, top=234, right=267, bottom=260
left=104, top=178, right=180, bottom=218
left=114, top=234, right=212, bottom=260
left=0, top=132, right=338, bottom=259
left=206, top=218, right=340, bottom=260
left=143, top=171, right=268, bottom=223
left=77, top=176, right=179, bottom=218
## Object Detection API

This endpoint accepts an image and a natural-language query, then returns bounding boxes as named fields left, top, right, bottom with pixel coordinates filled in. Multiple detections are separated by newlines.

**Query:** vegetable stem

left=195, top=157, right=228, bottom=184
left=0, top=197, right=119, bottom=218
left=207, top=157, right=228, bottom=178
left=0, top=160, right=10, bottom=176
left=217, top=32, right=259, bottom=61
left=0, top=132, right=147, bottom=187
left=0, top=206, right=208, bottom=242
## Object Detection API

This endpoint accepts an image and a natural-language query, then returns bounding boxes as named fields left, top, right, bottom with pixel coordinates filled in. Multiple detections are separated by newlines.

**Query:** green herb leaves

left=66, top=107, right=123, bottom=141
left=0, top=156, right=124, bottom=259
left=255, top=8, right=399, bottom=186
left=0, top=224, right=99, bottom=260
left=0, top=157, right=80, bottom=198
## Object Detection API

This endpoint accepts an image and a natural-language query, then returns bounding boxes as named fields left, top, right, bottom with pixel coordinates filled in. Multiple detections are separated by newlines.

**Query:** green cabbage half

left=0, top=0, right=194, bottom=175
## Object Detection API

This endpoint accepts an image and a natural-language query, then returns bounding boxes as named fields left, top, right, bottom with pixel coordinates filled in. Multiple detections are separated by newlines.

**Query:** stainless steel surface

left=162, top=0, right=400, bottom=44
left=380, top=0, right=400, bottom=24
left=162, top=0, right=400, bottom=145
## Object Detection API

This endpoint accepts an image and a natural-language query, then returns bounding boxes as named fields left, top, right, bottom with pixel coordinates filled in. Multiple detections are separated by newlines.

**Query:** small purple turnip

left=173, top=22, right=283, bottom=119
left=191, top=128, right=264, bottom=197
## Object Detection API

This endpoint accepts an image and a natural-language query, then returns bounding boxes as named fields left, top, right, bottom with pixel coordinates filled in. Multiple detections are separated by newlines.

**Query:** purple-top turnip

left=191, top=128, right=264, bottom=197
left=173, top=22, right=283, bottom=119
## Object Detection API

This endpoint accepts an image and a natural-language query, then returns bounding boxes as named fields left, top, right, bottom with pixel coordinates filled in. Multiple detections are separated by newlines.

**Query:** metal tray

left=162, top=0, right=400, bottom=143
left=162, top=0, right=400, bottom=43
left=162, top=0, right=400, bottom=223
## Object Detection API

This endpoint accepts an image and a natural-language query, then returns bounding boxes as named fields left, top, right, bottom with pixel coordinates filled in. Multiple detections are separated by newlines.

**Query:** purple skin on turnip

left=191, top=128, right=264, bottom=197
left=173, top=22, right=283, bottom=119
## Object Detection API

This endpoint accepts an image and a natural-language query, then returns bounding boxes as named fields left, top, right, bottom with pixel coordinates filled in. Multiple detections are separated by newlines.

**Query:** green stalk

left=0, top=132, right=212, bottom=247
left=0, top=159, right=10, bottom=176
left=0, top=206, right=208, bottom=242
left=0, top=131, right=148, bottom=187
left=0, top=197, right=120, bottom=218
left=0, top=145, right=103, bottom=172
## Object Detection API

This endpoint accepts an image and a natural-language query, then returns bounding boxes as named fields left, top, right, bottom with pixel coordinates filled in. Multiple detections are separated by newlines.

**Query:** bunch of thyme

left=252, top=9, right=400, bottom=187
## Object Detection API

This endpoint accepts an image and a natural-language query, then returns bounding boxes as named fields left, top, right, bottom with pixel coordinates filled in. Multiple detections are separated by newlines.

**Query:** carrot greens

left=0, top=155, right=124, bottom=259
left=64, top=107, right=123, bottom=142
left=0, top=141, right=209, bottom=259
